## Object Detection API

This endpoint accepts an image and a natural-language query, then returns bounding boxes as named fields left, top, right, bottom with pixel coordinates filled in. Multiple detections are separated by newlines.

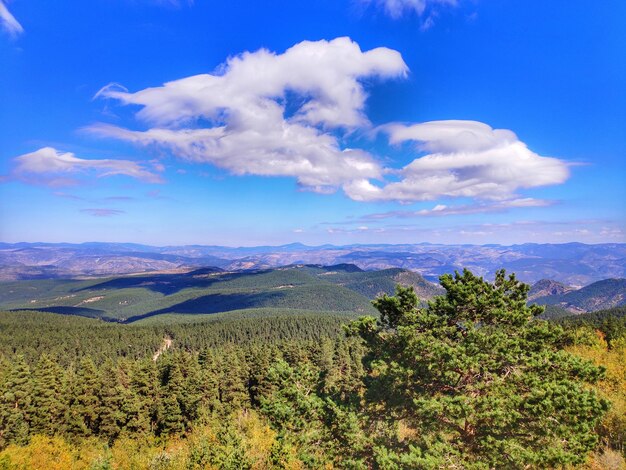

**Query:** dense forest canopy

left=0, top=270, right=624, bottom=469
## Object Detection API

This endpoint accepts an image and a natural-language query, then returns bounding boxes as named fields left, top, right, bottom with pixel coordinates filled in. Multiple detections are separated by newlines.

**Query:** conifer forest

left=0, top=270, right=624, bottom=469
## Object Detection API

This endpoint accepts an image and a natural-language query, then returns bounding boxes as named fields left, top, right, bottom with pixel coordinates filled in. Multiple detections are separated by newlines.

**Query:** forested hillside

left=0, top=270, right=624, bottom=469
left=0, top=265, right=440, bottom=322
left=0, top=309, right=353, bottom=365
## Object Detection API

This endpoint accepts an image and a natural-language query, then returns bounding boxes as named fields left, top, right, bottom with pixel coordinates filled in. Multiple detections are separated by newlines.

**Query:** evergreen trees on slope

left=0, top=269, right=621, bottom=469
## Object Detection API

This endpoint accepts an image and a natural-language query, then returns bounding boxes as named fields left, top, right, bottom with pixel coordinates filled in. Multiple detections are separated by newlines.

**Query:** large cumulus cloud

left=85, top=38, right=570, bottom=205
left=89, top=37, right=406, bottom=192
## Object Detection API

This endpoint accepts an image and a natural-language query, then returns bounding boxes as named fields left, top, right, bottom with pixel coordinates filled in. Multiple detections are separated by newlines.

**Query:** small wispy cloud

left=361, top=0, right=459, bottom=19
left=321, top=219, right=625, bottom=244
left=81, top=208, right=125, bottom=217
left=9, top=147, right=164, bottom=187
left=104, top=196, right=135, bottom=201
left=326, top=225, right=385, bottom=235
left=362, top=198, right=555, bottom=220
left=0, top=0, right=23, bottom=37
left=149, top=0, right=194, bottom=7
left=53, top=192, right=86, bottom=201
left=53, top=192, right=138, bottom=205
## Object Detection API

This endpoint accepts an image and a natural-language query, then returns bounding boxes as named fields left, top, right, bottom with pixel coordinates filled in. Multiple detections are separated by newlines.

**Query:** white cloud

left=89, top=37, right=407, bottom=193
left=363, top=0, right=457, bottom=19
left=11, top=147, right=163, bottom=186
left=96, top=37, right=406, bottom=128
left=88, top=40, right=570, bottom=205
left=0, top=0, right=23, bottom=36
left=345, top=120, right=569, bottom=202
left=362, top=198, right=554, bottom=220
left=88, top=124, right=382, bottom=190
left=319, top=219, right=626, bottom=244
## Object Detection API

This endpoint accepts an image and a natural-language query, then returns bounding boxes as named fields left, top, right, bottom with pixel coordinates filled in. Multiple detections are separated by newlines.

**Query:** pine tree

left=177, top=353, right=202, bottom=425
left=207, top=422, right=252, bottom=470
left=158, top=358, right=185, bottom=435
left=0, top=356, right=32, bottom=448
left=97, top=359, right=125, bottom=441
left=322, top=337, right=364, bottom=404
left=66, top=357, right=100, bottom=437
left=124, top=359, right=161, bottom=435
left=198, top=350, right=221, bottom=417
left=260, top=359, right=324, bottom=434
left=246, top=345, right=274, bottom=406
left=347, top=269, right=611, bottom=468
left=29, top=353, right=66, bottom=436
left=159, top=393, right=184, bottom=436
left=219, top=350, right=250, bottom=413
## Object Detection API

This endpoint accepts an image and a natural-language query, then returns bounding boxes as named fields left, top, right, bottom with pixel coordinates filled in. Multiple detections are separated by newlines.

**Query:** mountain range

left=1, top=241, right=625, bottom=285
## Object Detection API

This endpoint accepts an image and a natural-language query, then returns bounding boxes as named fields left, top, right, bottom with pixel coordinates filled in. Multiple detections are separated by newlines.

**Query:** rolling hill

left=0, top=264, right=440, bottom=323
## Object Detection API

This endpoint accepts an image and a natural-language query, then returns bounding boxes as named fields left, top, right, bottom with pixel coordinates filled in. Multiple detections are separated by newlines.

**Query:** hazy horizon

left=2, top=239, right=626, bottom=249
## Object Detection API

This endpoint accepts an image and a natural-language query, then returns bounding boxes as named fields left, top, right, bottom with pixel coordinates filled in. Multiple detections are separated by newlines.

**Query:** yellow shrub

left=0, top=435, right=73, bottom=470
left=567, top=335, right=626, bottom=455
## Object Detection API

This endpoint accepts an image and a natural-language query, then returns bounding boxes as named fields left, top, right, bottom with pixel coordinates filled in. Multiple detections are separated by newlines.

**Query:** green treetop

left=347, top=269, right=610, bottom=469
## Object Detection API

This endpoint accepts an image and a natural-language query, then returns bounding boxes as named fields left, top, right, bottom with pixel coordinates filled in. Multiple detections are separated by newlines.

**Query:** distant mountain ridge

left=530, top=278, right=626, bottom=313
left=1, top=241, right=625, bottom=285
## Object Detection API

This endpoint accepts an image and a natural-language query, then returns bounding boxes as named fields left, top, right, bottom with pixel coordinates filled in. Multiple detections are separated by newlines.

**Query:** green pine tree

left=0, top=356, right=32, bottom=448
left=29, top=353, right=66, bottom=436
left=158, top=359, right=185, bottom=435
left=66, top=357, right=101, bottom=437
left=219, top=350, right=250, bottom=413
left=197, top=350, right=221, bottom=418
left=207, top=423, right=253, bottom=470
left=127, top=359, right=160, bottom=435
left=347, top=269, right=610, bottom=468
left=97, top=359, right=125, bottom=442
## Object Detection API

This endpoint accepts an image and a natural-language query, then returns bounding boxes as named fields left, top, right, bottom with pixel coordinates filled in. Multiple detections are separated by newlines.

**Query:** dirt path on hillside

left=153, top=336, right=173, bottom=361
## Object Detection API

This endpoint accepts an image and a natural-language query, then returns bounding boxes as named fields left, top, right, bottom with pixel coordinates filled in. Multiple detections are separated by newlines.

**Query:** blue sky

left=0, top=0, right=624, bottom=246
